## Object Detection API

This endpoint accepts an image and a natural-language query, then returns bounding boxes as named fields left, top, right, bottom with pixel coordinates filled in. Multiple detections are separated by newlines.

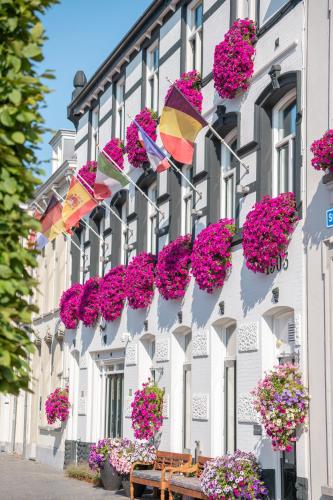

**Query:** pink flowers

left=59, top=283, right=83, bottom=329
left=103, top=138, right=125, bottom=170
left=213, top=18, right=256, bottom=99
left=252, top=364, right=309, bottom=452
left=77, top=160, right=97, bottom=195
left=310, top=129, right=333, bottom=172
left=155, top=235, right=192, bottom=300
left=45, top=387, right=70, bottom=425
left=77, top=276, right=100, bottom=326
left=165, top=70, right=203, bottom=113
left=126, top=108, right=158, bottom=168
left=242, top=192, right=298, bottom=273
left=125, top=252, right=156, bottom=309
left=191, top=219, right=235, bottom=293
left=99, top=266, right=127, bottom=321
left=109, top=439, right=156, bottom=476
left=131, top=381, right=164, bottom=440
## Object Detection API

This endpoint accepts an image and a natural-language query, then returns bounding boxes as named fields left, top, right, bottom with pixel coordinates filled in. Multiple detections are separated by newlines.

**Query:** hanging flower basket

left=125, top=252, right=156, bottom=309
left=242, top=192, right=298, bottom=273
left=191, top=219, right=235, bottom=293
left=252, top=364, right=310, bottom=452
left=165, top=70, right=203, bottom=113
left=126, top=108, right=158, bottom=168
left=103, top=138, right=125, bottom=170
left=213, top=18, right=257, bottom=100
left=78, top=160, right=97, bottom=195
left=77, top=276, right=100, bottom=326
left=200, top=450, right=268, bottom=499
left=59, top=283, right=83, bottom=329
left=155, top=234, right=192, bottom=300
left=45, top=386, right=70, bottom=425
left=131, top=381, right=164, bottom=440
left=310, top=129, right=333, bottom=173
left=99, top=265, right=127, bottom=321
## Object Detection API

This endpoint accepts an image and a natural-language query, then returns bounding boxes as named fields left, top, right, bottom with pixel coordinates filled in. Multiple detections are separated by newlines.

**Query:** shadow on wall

left=240, top=259, right=274, bottom=315
left=191, top=282, right=221, bottom=327
left=157, top=295, right=180, bottom=332
left=302, top=181, right=329, bottom=251
left=127, top=307, right=147, bottom=338
left=80, top=325, right=94, bottom=357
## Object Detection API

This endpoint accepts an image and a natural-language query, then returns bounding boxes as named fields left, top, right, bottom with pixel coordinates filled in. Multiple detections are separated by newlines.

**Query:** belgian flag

left=159, top=85, right=207, bottom=164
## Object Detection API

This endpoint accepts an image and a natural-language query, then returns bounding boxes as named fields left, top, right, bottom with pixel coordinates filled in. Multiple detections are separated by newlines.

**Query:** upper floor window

left=101, top=214, right=112, bottom=276
left=182, top=165, right=194, bottom=235
left=259, top=0, right=290, bottom=27
left=119, top=202, right=129, bottom=265
left=236, top=0, right=256, bottom=20
left=147, top=44, right=159, bottom=112
left=81, top=224, right=90, bottom=283
left=221, top=130, right=237, bottom=220
left=91, top=107, right=99, bottom=160
left=116, top=80, right=125, bottom=140
left=272, top=91, right=296, bottom=196
left=187, top=1, right=203, bottom=74
left=147, top=182, right=158, bottom=254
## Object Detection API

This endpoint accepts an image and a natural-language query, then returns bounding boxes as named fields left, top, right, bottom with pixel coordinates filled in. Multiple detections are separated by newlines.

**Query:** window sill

left=39, top=424, right=62, bottom=433
left=322, top=486, right=333, bottom=497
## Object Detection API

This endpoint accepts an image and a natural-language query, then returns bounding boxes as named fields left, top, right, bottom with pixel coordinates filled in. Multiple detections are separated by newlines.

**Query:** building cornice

left=32, top=159, right=76, bottom=205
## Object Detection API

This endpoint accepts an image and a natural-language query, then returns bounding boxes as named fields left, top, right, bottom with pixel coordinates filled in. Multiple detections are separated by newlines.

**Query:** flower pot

left=100, top=461, right=122, bottom=491
left=122, top=477, right=146, bottom=498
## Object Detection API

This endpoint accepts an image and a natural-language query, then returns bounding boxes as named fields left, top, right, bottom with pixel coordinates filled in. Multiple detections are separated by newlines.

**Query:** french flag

left=134, top=119, right=170, bottom=173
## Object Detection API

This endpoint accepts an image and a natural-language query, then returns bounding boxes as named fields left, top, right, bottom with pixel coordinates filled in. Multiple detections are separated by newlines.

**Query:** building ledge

left=322, top=172, right=333, bottom=187
left=39, top=425, right=62, bottom=433
left=322, top=486, right=333, bottom=497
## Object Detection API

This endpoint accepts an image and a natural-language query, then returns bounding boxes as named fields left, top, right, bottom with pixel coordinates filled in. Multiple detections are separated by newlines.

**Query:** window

left=91, top=107, right=99, bottom=160
left=183, top=332, right=192, bottom=452
left=182, top=166, right=194, bottom=235
left=224, top=323, right=236, bottom=454
left=272, top=91, right=296, bottom=196
left=102, top=230, right=112, bottom=276
left=221, top=131, right=237, bottom=220
left=119, top=203, right=129, bottom=265
left=147, top=182, right=158, bottom=254
left=105, top=364, right=124, bottom=438
left=187, top=1, right=203, bottom=73
left=236, top=0, right=256, bottom=20
left=116, top=80, right=125, bottom=140
left=81, top=225, right=90, bottom=284
left=259, top=0, right=289, bottom=26
left=147, top=44, right=159, bottom=111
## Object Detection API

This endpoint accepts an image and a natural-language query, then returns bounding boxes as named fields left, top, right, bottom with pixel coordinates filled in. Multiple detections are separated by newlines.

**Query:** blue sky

left=38, top=0, right=152, bottom=178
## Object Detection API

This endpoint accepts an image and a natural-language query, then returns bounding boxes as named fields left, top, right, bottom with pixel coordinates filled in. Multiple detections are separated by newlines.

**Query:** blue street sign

left=326, top=208, right=333, bottom=228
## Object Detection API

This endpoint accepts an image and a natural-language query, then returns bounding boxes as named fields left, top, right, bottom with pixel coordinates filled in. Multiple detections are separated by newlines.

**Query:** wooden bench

left=168, top=455, right=211, bottom=500
left=130, top=450, right=192, bottom=500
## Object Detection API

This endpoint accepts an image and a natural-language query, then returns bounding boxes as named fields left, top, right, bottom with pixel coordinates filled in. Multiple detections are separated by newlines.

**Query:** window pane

left=277, top=143, right=289, bottom=193
left=195, top=3, right=203, bottom=28
left=191, top=38, right=196, bottom=71
left=225, top=363, right=236, bottom=454
left=282, top=101, right=296, bottom=137
left=225, top=175, right=235, bottom=219
left=259, top=0, right=289, bottom=25
left=153, top=47, right=159, bottom=70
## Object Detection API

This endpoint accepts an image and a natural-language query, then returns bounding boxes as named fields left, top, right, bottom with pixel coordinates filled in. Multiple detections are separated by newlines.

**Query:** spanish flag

left=39, top=196, right=66, bottom=242
left=62, top=177, right=97, bottom=231
left=159, top=85, right=207, bottom=164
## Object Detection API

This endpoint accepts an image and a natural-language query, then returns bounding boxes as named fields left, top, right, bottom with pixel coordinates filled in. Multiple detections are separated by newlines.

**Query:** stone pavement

left=0, top=453, right=124, bottom=500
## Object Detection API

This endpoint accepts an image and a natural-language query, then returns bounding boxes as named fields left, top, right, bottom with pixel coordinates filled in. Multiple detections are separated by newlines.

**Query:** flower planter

left=122, top=477, right=146, bottom=498
left=100, top=461, right=122, bottom=491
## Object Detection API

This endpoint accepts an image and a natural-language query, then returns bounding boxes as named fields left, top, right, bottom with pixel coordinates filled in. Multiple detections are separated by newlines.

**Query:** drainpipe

left=11, top=396, right=17, bottom=453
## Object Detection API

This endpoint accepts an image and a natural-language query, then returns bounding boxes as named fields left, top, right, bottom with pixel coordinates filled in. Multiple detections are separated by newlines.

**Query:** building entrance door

left=105, top=372, right=123, bottom=438
left=281, top=446, right=297, bottom=499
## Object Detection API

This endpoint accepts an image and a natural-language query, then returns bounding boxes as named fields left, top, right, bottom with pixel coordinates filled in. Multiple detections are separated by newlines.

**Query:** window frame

left=236, top=0, right=256, bottom=20
left=272, top=89, right=296, bottom=197
left=147, top=181, right=158, bottom=254
left=220, top=129, right=238, bottom=220
left=146, top=42, right=159, bottom=112
left=116, top=79, right=125, bottom=141
left=186, top=0, right=203, bottom=74
left=81, top=223, right=90, bottom=284
left=90, top=106, right=99, bottom=161
left=181, top=165, right=194, bottom=236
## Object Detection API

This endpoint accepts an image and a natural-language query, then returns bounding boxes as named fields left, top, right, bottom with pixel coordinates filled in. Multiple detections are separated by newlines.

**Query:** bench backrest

left=153, top=451, right=192, bottom=470
left=196, top=456, right=212, bottom=477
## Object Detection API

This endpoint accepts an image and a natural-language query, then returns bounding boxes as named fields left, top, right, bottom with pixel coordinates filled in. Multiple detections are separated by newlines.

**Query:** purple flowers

left=45, top=387, right=70, bottom=425
left=191, top=219, right=235, bottom=293
left=77, top=276, right=100, bottom=327
left=77, top=160, right=97, bottom=195
left=242, top=192, right=298, bottom=273
left=88, top=438, right=123, bottom=471
left=131, top=381, right=164, bottom=440
left=125, top=252, right=156, bottom=309
left=252, top=364, right=309, bottom=452
left=99, top=265, right=127, bottom=321
left=59, top=283, right=83, bottom=329
left=310, top=129, right=333, bottom=172
left=200, top=450, right=268, bottom=500
left=165, top=70, right=203, bottom=113
left=103, top=138, right=125, bottom=170
left=155, top=235, right=192, bottom=300
left=126, top=108, right=158, bottom=168
left=213, top=18, right=256, bottom=100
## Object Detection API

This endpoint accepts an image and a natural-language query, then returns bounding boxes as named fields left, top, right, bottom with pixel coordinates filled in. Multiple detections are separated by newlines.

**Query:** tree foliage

left=0, top=0, right=57, bottom=394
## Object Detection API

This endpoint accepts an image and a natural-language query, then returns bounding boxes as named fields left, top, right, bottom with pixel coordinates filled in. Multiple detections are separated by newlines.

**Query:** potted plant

left=45, top=386, right=70, bottom=425
left=131, top=380, right=164, bottom=440
left=88, top=438, right=123, bottom=491
left=110, top=439, right=156, bottom=497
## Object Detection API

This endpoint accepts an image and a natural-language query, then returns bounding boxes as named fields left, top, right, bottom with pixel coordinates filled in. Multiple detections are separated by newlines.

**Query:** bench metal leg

left=130, top=480, right=134, bottom=500
left=161, top=488, right=165, bottom=500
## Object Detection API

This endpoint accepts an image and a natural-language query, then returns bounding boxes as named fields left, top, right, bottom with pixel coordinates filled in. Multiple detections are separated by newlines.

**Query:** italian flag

left=94, top=150, right=129, bottom=201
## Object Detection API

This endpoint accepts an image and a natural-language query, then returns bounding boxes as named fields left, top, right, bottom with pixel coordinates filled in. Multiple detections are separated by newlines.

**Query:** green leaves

left=0, top=0, right=58, bottom=395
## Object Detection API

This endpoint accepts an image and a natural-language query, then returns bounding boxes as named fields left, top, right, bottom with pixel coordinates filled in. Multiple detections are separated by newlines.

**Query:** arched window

left=221, top=129, right=237, bottom=219
left=272, top=90, right=297, bottom=196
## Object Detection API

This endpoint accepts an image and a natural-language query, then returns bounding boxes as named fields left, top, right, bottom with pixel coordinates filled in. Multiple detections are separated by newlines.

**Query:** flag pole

left=101, top=148, right=165, bottom=218
left=128, top=113, right=202, bottom=199
left=75, top=170, right=133, bottom=236
left=31, top=201, right=82, bottom=253
left=51, top=187, right=105, bottom=245
left=166, top=76, right=249, bottom=174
